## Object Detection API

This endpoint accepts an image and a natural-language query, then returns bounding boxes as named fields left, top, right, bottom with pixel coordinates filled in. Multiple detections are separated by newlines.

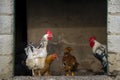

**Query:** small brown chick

left=62, top=47, right=79, bottom=76
left=33, top=53, right=58, bottom=76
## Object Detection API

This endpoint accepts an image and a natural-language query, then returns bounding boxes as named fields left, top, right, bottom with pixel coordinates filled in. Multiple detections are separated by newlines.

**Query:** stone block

left=108, top=54, right=117, bottom=72
left=108, top=0, right=120, bottom=5
left=108, top=4, right=120, bottom=13
left=108, top=15, right=120, bottom=34
left=0, top=0, right=13, bottom=14
left=108, top=35, right=120, bottom=53
left=0, top=15, right=13, bottom=34
left=0, top=55, right=13, bottom=78
left=108, top=53, right=120, bottom=72
left=0, top=35, right=13, bottom=55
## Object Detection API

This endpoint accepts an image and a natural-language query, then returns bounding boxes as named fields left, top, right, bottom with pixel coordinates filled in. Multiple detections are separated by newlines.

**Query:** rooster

left=33, top=53, right=58, bottom=76
left=89, top=36, right=108, bottom=74
left=25, top=30, right=53, bottom=76
left=62, top=47, right=79, bottom=76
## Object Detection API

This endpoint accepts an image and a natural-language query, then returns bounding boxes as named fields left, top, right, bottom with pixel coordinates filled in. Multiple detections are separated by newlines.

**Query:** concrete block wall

left=0, top=0, right=14, bottom=78
left=108, top=0, right=120, bottom=73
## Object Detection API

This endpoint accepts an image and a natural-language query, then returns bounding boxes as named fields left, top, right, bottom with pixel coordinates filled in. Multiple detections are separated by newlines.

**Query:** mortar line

left=0, top=13, right=13, bottom=16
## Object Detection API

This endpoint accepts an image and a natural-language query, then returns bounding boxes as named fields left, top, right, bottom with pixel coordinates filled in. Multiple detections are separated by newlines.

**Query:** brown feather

left=62, top=47, right=79, bottom=76
left=34, top=54, right=57, bottom=76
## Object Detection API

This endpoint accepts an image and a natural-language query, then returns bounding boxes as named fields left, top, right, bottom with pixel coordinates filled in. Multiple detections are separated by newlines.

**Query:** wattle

left=48, top=37, right=52, bottom=40
left=90, top=41, right=95, bottom=48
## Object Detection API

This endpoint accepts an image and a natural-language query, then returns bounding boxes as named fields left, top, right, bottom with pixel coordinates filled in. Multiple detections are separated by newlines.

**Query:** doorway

left=14, top=0, right=107, bottom=76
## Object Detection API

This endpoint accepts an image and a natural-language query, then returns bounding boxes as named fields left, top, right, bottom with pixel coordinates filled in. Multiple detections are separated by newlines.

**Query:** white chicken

left=25, top=42, right=38, bottom=68
left=89, top=36, right=108, bottom=74
left=25, top=30, right=53, bottom=76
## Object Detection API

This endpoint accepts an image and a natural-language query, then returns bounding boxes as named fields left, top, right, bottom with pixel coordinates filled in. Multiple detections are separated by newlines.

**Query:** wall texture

left=108, top=0, right=120, bottom=74
left=0, top=0, right=14, bottom=78
left=27, top=0, right=107, bottom=75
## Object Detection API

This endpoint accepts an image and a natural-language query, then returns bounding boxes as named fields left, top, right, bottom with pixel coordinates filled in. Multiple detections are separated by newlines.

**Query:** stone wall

left=108, top=0, right=120, bottom=74
left=0, top=0, right=14, bottom=78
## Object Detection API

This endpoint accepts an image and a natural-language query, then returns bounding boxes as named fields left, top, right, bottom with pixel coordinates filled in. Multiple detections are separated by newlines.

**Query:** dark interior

left=14, top=0, right=107, bottom=76
left=14, top=0, right=31, bottom=76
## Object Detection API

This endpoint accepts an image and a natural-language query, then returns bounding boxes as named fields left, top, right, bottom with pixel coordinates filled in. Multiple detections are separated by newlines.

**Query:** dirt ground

left=2, top=75, right=120, bottom=80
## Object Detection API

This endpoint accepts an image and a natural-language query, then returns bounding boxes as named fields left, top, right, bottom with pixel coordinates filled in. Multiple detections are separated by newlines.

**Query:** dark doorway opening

left=14, top=0, right=107, bottom=76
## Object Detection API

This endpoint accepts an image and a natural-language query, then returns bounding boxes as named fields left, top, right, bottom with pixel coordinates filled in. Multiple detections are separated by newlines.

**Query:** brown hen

left=62, top=47, right=79, bottom=76
left=33, top=53, right=58, bottom=76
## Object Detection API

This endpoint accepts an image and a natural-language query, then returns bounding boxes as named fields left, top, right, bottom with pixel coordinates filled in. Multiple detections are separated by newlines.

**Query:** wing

left=25, top=42, right=39, bottom=59
left=37, top=41, right=44, bottom=49
left=94, top=46, right=107, bottom=63
left=94, top=45, right=108, bottom=73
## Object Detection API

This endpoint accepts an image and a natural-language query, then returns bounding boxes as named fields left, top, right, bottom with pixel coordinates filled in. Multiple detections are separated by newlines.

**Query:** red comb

left=46, top=29, right=52, bottom=35
left=89, top=36, right=96, bottom=42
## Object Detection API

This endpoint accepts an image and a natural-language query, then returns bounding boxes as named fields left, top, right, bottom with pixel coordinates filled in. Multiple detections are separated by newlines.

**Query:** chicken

left=25, top=30, right=53, bottom=76
left=35, top=29, right=53, bottom=69
left=62, top=47, right=79, bottom=76
left=25, top=42, right=38, bottom=68
left=33, top=53, right=58, bottom=76
left=89, top=36, right=108, bottom=74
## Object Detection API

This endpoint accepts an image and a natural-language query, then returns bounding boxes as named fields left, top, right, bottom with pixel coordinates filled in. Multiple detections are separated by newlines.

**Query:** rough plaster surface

left=0, top=35, right=13, bottom=55
left=108, top=0, right=120, bottom=73
left=108, top=53, right=120, bottom=72
left=108, top=5, right=120, bottom=13
left=27, top=0, right=106, bottom=74
left=0, top=16, right=13, bottom=34
left=108, top=0, right=120, bottom=13
left=0, top=0, right=14, bottom=78
left=27, top=27, right=106, bottom=74
left=108, top=35, right=120, bottom=53
left=108, top=15, right=120, bottom=34
left=0, top=55, right=13, bottom=78
left=108, top=0, right=120, bottom=5
left=0, top=0, right=13, bottom=14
